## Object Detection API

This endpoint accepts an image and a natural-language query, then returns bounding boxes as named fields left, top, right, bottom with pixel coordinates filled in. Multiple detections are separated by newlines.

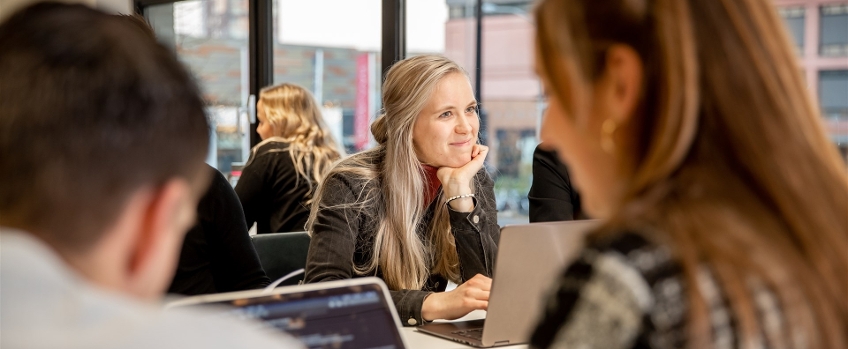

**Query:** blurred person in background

left=236, top=83, right=342, bottom=234
left=0, top=3, right=299, bottom=348
left=530, top=0, right=847, bottom=348
left=168, top=164, right=271, bottom=295
left=304, top=55, right=499, bottom=326
left=528, top=143, right=583, bottom=222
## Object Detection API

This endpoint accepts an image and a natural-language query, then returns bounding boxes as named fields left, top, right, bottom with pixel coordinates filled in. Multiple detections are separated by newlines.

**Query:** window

left=411, top=0, right=539, bottom=225
left=819, top=70, right=848, bottom=156
left=145, top=0, right=252, bottom=179
left=820, top=4, right=848, bottom=56
left=272, top=0, right=382, bottom=154
left=778, top=6, right=805, bottom=54
left=820, top=70, right=848, bottom=120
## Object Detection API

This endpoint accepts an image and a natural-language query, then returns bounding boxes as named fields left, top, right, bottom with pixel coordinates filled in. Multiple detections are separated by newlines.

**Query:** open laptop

left=417, top=220, right=599, bottom=347
left=168, top=277, right=408, bottom=349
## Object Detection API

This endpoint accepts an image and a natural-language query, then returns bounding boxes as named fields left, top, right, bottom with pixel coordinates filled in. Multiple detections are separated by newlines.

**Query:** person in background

left=304, top=55, right=499, bottom=327
left=530, top=0, right=847, bottom=348
left=0, top=3, right=300, bottom=348
left=168, top=164, right=271, bottom=295
left=528, top=143, right=583, bottom=222
left=236, top=83, right=342, bottom=234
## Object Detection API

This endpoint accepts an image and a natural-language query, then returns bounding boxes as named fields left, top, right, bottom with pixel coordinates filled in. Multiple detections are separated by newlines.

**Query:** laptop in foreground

left=417, top=220, right=599, bottom=347
left=168, top=277, right=408, bottom=349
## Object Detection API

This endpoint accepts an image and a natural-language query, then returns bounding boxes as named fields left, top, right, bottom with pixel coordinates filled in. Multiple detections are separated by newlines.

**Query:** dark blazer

left=168, top=165, right=270, bottom=295
left=528, top=144, right=583, bottom=222
left=304, top=164, right=500, bottom=327
left=235, top=141, right=311, bottom=234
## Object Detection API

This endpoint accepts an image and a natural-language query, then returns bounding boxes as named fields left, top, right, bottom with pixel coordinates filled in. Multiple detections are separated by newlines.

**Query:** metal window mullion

left=249, top=0, right=273, bottom=148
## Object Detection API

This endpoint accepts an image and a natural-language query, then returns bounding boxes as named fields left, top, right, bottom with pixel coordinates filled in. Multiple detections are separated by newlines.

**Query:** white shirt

left=0, top=229, right=304, bottom=349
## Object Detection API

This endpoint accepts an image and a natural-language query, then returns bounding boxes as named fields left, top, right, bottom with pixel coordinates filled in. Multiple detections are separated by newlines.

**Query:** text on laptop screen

left=204, top=283, right=404, bottom=349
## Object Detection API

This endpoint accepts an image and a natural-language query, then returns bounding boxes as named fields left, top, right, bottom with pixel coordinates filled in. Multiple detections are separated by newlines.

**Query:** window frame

left=136, top=0, right=410, bottom=148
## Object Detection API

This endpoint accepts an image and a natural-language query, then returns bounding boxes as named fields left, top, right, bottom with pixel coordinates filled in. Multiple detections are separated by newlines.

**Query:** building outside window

left=775, top=0, right=848, bottom=161
left=779, top=6, right=806, bottom=54
left=820, top=4, right=848, bottom=56
left=819, top=70, right=848, bottom=160
left=141, top=0, right=847, bottom=221
left=145, top=0, right=252, bottom=176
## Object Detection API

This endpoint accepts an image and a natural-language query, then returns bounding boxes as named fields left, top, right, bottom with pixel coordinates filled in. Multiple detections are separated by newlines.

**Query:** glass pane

left=272, top=0, right=382, bottom=155
left=778, top=6, right=805, bottom=54
left=820, top=4, right=848, bottom=56
left=819, top=70, right=848, bottom=146
left=410, top=0, right=539, bottom=225
left=145, top=0, right=251, bottom=181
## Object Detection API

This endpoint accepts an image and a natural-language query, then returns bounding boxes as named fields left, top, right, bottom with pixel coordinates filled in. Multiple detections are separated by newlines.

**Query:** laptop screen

left=196, top=282, right=406, bottom=349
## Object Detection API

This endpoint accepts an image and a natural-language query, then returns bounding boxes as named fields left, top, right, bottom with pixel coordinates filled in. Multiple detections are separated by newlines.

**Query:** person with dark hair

left=528, top=143, right=583, bottom=222
left=0, top=3, right=299, bottom=348
left=168, top=164, right=271, bottom=295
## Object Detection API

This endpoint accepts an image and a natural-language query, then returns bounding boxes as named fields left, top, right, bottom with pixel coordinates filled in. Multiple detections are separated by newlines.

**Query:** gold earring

left=601, top=119, right=617, bottom=154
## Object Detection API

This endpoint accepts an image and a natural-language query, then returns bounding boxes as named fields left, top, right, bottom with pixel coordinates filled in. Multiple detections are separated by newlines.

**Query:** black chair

left=250, top=231, right=310, bottom=287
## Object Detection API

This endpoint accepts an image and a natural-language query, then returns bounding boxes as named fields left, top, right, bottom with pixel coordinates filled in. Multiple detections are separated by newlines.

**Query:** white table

left=401, top=310, right=529, bottom=349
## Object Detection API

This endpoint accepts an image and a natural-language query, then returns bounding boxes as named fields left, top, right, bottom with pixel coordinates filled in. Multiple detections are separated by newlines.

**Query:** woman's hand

left=421, top=274, right=492, bottom=321
left=437, top=145, right=489, bottom=212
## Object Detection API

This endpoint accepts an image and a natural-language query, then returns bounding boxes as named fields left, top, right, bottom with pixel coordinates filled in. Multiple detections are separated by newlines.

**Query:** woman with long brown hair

left=236, top=83, right=342, bottom=234
left=530, top=0, right=847, bottom=348
left=304, top=55, right=499, bottom=326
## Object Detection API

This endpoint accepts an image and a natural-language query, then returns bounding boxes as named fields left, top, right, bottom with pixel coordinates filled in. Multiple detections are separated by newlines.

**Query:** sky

left=174, top=0, right=449, bottom=53
left=276, top=0, right=448, bottom=53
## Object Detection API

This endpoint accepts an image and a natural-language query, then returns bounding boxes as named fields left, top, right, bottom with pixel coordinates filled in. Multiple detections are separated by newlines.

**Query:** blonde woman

left=235, top=83, right=342, bottom=234
left=530, top=0, right=847, bottom=348
left=304, top=55, right=499, bottom=326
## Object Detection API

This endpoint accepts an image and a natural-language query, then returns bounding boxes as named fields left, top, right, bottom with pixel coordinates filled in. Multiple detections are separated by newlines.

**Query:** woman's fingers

left=465, top=288, right=490, bottom=301
left=460, top=145, right=488, bottom=174
left=471, top=144, right=482, bottom=158
left=467, top=274, right=493, bottom=291
left=466, top=299, right=488, bottom=311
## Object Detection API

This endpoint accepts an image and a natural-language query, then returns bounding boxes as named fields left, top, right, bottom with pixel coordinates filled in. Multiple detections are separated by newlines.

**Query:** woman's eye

left=439, top=111, right=452, bottom=118
left=466, top=106, right=477, bottom=114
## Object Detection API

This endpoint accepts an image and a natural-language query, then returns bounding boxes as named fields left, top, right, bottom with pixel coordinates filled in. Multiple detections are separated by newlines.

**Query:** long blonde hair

left=307, top=55, right=479, bottom=290
left=535, top=0, right=847, bottom=347
left=252, top=83, right=341, bottom=204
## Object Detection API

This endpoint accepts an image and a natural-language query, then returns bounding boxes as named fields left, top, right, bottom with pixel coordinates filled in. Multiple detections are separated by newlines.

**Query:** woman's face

left=256, top=99, right=273, bottom=140
left=412, top=72, right=479, bottom=168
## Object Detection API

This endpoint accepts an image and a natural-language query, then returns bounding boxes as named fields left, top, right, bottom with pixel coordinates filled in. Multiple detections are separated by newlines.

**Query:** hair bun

left=371, top=114, right=388, bottom=144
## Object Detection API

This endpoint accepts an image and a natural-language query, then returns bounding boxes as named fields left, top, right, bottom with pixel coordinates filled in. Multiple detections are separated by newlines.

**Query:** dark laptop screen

left=204, top=283, right=405, bottom=349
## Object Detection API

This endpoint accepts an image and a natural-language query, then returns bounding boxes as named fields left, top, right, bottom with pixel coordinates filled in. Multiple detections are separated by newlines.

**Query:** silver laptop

left=417, top=220, right=599, bottom=347
left=168, top=277, right=409, bottom=349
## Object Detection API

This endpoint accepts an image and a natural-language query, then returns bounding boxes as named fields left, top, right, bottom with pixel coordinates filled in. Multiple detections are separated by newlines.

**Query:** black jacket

left=235, top=141, right=311, bottom=234
left=168, top=165, right=271, bottom=295
left=528, top=145, right=583, bottom=222
left=304, top=165, right=500, bottom=326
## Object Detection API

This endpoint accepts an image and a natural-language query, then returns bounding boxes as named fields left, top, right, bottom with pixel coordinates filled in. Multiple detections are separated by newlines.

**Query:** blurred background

left=2, top=0, right=844, bottom=225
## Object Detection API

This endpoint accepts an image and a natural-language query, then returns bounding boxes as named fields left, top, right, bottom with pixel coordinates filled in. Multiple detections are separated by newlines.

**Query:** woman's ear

left=597, top=44, right=644, bottom=124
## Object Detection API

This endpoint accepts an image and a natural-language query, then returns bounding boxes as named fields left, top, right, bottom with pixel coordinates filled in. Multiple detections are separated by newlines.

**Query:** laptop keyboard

left=452, top=328, right=484, bottom=340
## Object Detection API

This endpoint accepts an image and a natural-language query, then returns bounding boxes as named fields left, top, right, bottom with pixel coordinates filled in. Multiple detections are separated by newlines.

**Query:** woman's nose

left=455, top=115, right=472, bottom=134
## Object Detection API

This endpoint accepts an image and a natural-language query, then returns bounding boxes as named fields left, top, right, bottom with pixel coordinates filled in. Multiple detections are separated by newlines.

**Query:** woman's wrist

left=421, top=292, right=440, bottom=321
left=443, top=183, right=472, bottom=198
left=444, top=183, right=474, bottom=211
left=447, top=196, right=475, bottom=212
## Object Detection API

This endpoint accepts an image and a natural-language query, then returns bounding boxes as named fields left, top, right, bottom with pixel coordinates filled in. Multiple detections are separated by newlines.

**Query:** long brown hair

left=253, top=83, right=342, bottom=204
left=535, top=0, right=848, bottom=347
left=307, top=55, right=483, bottom=290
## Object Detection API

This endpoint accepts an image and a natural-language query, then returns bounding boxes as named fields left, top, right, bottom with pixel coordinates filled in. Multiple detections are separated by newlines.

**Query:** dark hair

left=0, top=2, right=210, bottom=251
